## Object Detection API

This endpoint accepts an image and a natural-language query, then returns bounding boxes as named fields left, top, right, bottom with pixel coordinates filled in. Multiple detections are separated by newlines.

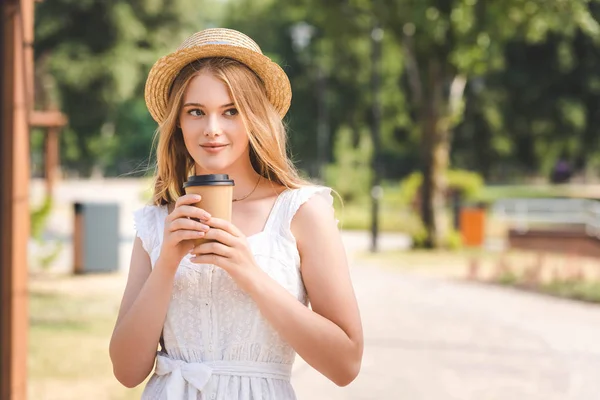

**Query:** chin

left=195, top=162, right=232, bottom=174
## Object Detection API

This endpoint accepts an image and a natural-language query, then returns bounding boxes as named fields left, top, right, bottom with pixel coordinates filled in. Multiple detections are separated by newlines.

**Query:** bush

left=398, top=169, right=485, bottom=207
left=399, top=169, right=484, bottom=249
left=30, top=195, right=62, bottom=271
left=324, top=126, right=372, bottom=205
left=31, top=195, right=53, bottom=240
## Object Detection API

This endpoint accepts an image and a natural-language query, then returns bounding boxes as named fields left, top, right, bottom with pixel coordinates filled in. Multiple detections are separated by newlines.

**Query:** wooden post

left=30, top=111, right=67, bottom=197
left=45, top=127, right=59, bottom=196
left=1, top=0, right=33, bottom=399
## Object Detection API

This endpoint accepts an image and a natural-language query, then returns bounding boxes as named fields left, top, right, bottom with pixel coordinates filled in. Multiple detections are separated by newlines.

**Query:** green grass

left=494, top=275, right=600, bottom=304
left=540, top=280, right=600, bottom=303
left=333, top=182, right=578, bottom=234
left=358, top=248, right=600, bottom=304
left=477, top=184, right=576, bottom=203
left=333, top=182, right=411, bottom=233
left=336, top=204, right=415, bottom=233
left=354, top=249, right=485, bottom=278
left=29, top=276, right=146, bottom=400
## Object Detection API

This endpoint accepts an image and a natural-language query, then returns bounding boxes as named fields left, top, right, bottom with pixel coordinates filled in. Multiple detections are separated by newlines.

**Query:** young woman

left=109, top=28, right=363, bottom=399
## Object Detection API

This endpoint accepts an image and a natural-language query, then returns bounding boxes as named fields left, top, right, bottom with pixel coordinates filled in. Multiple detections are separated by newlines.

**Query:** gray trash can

left=73, top=202, right=119, bottom=274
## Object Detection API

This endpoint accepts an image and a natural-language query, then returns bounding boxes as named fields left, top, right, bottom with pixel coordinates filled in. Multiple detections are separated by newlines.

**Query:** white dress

left=132, top=185, right=333, bottom=400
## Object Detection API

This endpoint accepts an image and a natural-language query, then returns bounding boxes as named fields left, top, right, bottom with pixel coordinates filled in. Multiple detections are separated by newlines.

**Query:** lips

left=200, top=143, right=228, bottom=148
left=200, top=143, right=229, bottom=154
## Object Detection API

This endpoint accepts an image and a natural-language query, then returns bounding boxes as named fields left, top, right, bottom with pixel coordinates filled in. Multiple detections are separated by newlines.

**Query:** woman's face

left=179, top=72, right=250, bottom=174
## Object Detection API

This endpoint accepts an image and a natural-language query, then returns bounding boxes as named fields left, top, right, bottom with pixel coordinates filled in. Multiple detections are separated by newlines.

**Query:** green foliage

left=477, top=184, right=571, bottom=203
left=31, top=196, right=53, bottom=240
left=30, top=196, right=62, bottom=270
left=398, top=169, right=481, bottom=249
left=333, top=203, right=408, bottom=233
left=445, top=228, right=463, bottom=250
left=34, top=0, right=225, bottom=176
left=454, top=4, right=600, bottom=180
left=542, top=279, right=600, bottom=303
left=398, top=172, right=423, bottom=206
left=324, top=126, right=372, bottom=204
left=494, top=268, right=600, bottom=304
left=398, top=169, right=484, bottom=207
left=409, top=225, right=429, bottom=249
left=447, top=169, right=485, bottom=199
left=410, top=224, right=463, bottom=250
left=33, top=0, right=600, bottom=190
left=497, top=269, right=520, bottom=286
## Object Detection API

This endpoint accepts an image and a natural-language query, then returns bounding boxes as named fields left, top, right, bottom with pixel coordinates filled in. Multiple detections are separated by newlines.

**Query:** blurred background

left=4, top=0, right=600, bottom=399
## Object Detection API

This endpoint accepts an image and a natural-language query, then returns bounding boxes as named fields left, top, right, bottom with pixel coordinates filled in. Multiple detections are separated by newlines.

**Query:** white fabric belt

left=155, top=353, right=292, bottom=399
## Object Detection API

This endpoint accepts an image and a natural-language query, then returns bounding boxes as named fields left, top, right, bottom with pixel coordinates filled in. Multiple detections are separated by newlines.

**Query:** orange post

left=73, top=203, right=84, bottom=274
left=460, top=207, right=486, bottom=247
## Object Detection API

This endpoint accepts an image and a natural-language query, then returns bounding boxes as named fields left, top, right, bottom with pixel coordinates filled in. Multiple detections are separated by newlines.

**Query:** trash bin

left=73, top=202, right=120, bottom=274
left=460, top=204, right=486, bottom=247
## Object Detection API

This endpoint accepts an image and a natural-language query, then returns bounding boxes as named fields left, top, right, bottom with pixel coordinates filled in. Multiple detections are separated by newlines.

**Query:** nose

left=204, top=114, right=222, bottom=137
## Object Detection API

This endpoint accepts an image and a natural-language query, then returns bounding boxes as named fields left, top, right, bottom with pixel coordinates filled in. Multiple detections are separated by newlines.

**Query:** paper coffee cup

left=183, top=174, right=235, bottom=246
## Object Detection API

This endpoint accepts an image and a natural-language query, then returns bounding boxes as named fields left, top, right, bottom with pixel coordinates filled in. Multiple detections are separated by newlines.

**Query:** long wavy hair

left=150, top=57, right=310, bottom=206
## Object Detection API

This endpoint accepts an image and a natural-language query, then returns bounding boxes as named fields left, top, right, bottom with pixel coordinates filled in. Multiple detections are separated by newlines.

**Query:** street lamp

left=290, top=21, right=316, bottom=54
left=370, top=22, right=383, bottom=253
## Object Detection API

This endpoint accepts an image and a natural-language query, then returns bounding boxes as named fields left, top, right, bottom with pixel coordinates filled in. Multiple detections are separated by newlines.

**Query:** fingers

left=174, top=229, right=206, bottom=242
left=190, top=253, right=231, bottom=269
left=192, top=241, right=233, bottom=258
left=169, top=205, right=211, bottom=222
left=205, top=218, right=243, bottom=237
left=169, top=218, right=210, bottom=233
left=175, top=193, right=201, bottom=209
left=194, top=227, right=237, bottom=248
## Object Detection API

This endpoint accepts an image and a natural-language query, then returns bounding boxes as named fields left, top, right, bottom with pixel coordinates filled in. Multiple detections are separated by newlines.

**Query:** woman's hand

left=190, top=218, right=261, bottom=292
left=159, top=194, right=211, bottom=268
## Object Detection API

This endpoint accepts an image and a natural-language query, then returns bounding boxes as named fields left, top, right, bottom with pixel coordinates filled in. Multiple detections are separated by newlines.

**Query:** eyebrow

left=182, top=102, right=235, bottom=108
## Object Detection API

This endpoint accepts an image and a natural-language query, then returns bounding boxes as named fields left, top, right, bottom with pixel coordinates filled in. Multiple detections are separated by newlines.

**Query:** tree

left=375, top=0, right=600, bottom=247
left=34, top=0, right=224, bottom=176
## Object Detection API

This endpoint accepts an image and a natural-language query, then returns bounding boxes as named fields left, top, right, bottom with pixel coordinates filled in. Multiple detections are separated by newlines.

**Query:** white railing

left=491, top=198, right=600, bottom=238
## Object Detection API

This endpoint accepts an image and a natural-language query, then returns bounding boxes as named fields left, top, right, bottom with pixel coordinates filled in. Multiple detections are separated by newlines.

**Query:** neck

left=194, top=159, right=261, bottom=200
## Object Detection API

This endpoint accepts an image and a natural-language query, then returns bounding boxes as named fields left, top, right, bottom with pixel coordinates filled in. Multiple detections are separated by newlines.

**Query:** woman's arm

left=110, top=195, right=211, bottom=388
left=109, top=238, right=178, bottom=388
left=246, top=194, right=363, bottom=386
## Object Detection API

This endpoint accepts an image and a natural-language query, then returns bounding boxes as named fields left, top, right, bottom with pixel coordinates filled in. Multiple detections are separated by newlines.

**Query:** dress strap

left=262, top=188, right=293, bottom=233
left=270, top=185, right=335, bottom=242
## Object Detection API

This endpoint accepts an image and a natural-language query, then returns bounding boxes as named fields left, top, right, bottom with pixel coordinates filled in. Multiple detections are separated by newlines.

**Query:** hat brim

left=145, top=44, right=292, bottom=123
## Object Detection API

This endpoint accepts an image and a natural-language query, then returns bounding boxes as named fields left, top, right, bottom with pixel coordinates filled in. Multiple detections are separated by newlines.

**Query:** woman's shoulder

left=287, top=185, right=334, bottom=211
left=281, top=184, right=337, bottom=231
left=133, top=203, right=168, bottom=230
left=134, top=203, right=168, bottom=217
left=133, top=204, right=167, bottom=254
left=285, top=185, right=339, bottom=250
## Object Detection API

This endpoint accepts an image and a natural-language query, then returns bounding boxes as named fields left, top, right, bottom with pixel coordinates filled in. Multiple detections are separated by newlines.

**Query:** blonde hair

left=151, top=58, right=310, bottom=205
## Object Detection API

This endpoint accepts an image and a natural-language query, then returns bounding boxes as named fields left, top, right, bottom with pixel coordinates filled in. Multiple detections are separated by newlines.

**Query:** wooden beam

left=1, top=0, right=31, bottom=398
left=45, top=127, right=60, bottom=196
left=29, top=110, right=67, bottom=128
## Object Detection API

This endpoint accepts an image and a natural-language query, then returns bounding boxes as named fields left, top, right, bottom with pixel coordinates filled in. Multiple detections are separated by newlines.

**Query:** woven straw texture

left=145, top=28, right=291, bottom=123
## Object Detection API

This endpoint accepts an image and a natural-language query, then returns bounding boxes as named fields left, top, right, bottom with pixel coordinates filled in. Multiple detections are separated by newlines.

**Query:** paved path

left=292, top=260, right=600, bottom=400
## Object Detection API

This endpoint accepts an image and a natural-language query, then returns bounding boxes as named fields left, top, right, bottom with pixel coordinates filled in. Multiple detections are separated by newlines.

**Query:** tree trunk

left=420, top=61, right=450, bottom=248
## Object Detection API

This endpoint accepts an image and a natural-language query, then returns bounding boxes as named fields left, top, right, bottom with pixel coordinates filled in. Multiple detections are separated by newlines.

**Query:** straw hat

left=145, top=28, right=292, bottom=123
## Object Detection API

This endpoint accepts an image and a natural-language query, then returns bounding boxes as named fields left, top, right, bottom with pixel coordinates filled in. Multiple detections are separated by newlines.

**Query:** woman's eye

left=224, top=108, right=238, bottom=116
left=188, top=109, right=204, bottom=117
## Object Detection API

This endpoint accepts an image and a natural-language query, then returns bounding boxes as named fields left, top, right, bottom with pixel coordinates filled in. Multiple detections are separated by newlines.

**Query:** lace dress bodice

left=132, top=186, right=333, bottom=400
